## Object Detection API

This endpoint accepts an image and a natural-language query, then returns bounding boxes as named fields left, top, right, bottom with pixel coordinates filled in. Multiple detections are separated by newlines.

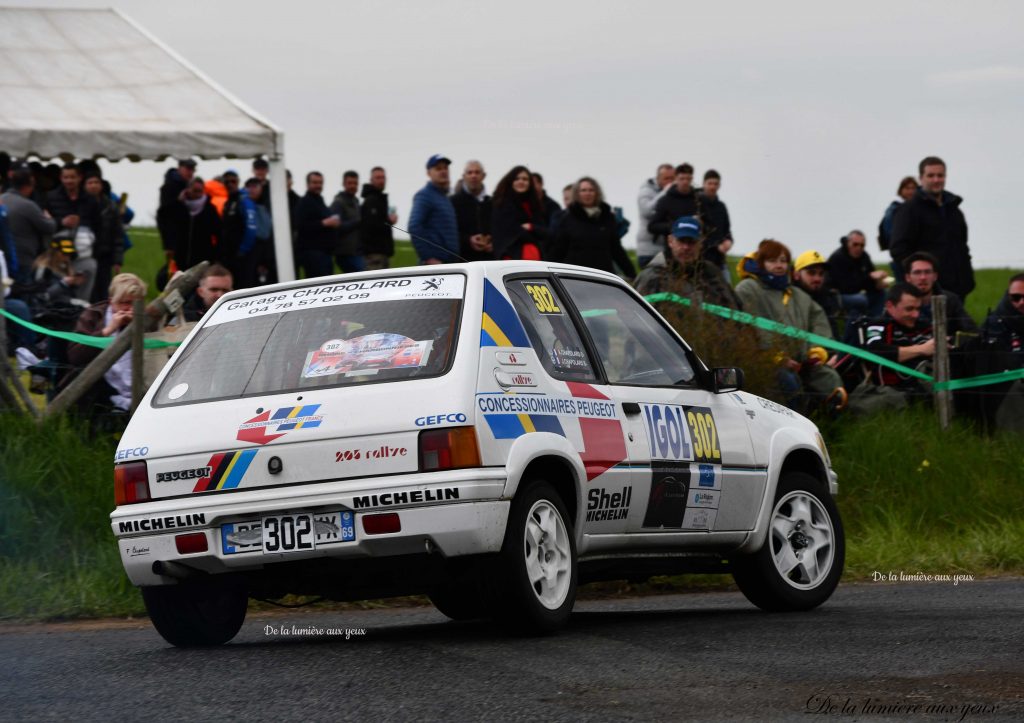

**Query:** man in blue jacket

left=409, top=155, right=459, bottom=264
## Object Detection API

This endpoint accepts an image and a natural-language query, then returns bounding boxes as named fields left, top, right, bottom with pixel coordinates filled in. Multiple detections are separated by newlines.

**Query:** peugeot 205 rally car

left=112, top=261, right=844, bottom=646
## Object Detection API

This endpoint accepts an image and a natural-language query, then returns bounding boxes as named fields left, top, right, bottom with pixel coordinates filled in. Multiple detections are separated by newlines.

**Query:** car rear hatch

left=123, top=272, right=473, bottom=500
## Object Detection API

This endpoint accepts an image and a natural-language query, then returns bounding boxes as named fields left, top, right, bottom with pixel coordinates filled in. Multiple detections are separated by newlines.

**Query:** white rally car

left=112, top=261, right=843, bottom=646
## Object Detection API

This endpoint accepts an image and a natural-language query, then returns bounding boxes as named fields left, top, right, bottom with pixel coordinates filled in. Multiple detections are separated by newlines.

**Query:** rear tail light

left=362, top=513, right=401, bottom=535
left=175, top=533, right=208, bottom=554
left=114, top=462, right=151, bottom=505
left=418, top=426, right=480, bottom=472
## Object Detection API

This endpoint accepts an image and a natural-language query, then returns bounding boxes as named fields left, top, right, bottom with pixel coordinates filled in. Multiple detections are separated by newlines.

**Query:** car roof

left=211, top=261, right=624, bottom=307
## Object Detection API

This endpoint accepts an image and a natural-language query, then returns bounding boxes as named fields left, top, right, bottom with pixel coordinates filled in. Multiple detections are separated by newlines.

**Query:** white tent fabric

left=0, top=7, right=279, bottom=160
left=0, top=7, right=295, bottom=280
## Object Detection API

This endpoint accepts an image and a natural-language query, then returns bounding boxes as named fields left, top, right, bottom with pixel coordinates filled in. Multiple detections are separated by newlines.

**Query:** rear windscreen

left=153, top=275, right=465, bottom=407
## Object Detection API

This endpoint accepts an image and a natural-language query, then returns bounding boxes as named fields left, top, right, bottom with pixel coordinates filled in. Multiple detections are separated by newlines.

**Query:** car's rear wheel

left=732, top=471, right=844, bottom=611
left=142, top=580, right=248, bottom=647
left=491, top=479, right=577, bottom=634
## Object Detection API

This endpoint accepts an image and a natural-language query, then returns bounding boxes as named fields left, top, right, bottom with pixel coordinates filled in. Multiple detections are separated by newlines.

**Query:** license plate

left=221, top=510, right=355, bottom=555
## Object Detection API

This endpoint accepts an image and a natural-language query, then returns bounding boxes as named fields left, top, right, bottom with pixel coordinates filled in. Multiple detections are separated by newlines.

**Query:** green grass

left=1, top=407, right=1022, bottom=621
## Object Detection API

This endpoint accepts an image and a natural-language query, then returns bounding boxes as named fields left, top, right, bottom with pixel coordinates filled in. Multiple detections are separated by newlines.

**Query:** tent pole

left=268, top=144, right=296, bottom=282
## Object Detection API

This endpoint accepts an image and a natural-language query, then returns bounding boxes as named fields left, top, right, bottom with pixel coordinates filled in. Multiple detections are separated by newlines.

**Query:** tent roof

left=0, top=7, right=280, bottom=162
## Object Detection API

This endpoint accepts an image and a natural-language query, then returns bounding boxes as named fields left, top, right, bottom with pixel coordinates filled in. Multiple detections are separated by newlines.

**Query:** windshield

left=153, top=274, right=465, bottom=406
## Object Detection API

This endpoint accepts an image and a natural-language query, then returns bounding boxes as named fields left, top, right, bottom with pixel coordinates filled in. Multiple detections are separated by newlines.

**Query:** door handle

left=622, top=402, right=641, bottom=415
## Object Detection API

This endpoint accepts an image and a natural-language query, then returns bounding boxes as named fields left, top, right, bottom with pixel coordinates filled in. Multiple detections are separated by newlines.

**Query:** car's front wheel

left=732, top=472, right=844, bottom=611
left=142, top=580, right=248, bottom=647
left=491, top=479, right=578, bottom=634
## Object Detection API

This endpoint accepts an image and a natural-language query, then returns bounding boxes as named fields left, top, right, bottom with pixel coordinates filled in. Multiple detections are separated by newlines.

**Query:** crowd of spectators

left=1, top=150, right=1021, bottom=428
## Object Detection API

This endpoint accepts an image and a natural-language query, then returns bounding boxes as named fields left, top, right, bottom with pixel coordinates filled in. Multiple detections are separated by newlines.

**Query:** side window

left=561, top=278, right=696, bottom=387
left=506, top=279, right=597, bottom=382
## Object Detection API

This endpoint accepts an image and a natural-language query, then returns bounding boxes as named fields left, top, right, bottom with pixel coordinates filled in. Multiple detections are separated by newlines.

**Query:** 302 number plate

left=221, top=510, right=355, bottom=555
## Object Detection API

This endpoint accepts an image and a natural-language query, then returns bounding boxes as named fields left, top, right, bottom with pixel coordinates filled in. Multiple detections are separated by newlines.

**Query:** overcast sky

left=14, top=0, right=1024, bottom=266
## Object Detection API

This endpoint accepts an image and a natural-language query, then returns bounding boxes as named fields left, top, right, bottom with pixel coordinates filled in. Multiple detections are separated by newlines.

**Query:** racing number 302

left=687, top=410, right=722, bottom=462
left=524, top=283, right=561, bottom=315
left=263, top=516, right=314, bottom=552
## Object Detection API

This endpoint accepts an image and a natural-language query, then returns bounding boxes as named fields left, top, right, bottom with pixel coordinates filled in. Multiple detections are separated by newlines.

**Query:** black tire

left=732, top=471, right=845, bottom=612
left=490, top=479, right=578, bottom=634
left=142, top=580, right=248, bottom=647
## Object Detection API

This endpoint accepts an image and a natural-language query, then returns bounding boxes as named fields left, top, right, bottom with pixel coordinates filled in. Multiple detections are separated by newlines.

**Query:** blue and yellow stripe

left=480, top=279, right=530, bottom=348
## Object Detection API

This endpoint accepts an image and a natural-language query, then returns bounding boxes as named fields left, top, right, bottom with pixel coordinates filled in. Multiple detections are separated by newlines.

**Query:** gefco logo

left=115, top=446, right=149, bottom=462
left=642, top=404, right=692, bottom=461
left=415, top=412, right=467, bottom=427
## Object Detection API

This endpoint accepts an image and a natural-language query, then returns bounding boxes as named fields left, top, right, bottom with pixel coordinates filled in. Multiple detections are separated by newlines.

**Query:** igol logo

left=642, top=404, right=692, bottom=461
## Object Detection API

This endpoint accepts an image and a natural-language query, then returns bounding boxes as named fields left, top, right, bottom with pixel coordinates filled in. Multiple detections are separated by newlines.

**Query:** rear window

left=153, top=274, right=465, bottom=407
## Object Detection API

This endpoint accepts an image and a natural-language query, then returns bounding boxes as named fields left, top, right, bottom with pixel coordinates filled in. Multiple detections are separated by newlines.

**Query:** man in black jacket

left=156, top=159, right=196, bottom=259
left=329, top=171, right=365, bottom=273
left=164, top=177, right=221, bottom=270
left=891, top=156, right=974, bottom=300
left=360, top=166, right=396, bottom=270
left=698, top=169, right=733, bottom=270
left=531, top=172, right=561, bottom=231
left=827, top=230, right=887, bottom=323
left=295, top=171, right=340, bottom=279
left=451, top=160, right=493, bottom=261
left=648, top=163, right=701, bottom=248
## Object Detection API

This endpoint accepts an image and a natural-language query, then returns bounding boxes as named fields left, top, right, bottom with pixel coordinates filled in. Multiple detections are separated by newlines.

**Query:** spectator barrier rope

left=0, top=309, right=179, bottom=349
left=4, top=300, right=1023, bottom=391
left=642, top=292, right=1024, bottom=393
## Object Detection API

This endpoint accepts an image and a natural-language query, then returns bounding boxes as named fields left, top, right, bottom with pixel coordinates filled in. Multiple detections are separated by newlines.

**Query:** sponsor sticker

left=207, top=274, right=465, bottom=326
left=642, top=404, right=694, bottom=461
left=586, top=486, right=632, bottom=523
left=682, top=507, right=717, bottom=530
left=495, top=351, right=527, bottom=366
left=683, top=406, right=723, bottom=463
left=237, top=405, right=323, bottom=446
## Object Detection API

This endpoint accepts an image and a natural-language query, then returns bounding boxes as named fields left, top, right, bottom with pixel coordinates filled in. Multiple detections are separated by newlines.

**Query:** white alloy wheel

left=523, top=498, right=573, bottom=609
left=769, top=490, right=835, bottom=590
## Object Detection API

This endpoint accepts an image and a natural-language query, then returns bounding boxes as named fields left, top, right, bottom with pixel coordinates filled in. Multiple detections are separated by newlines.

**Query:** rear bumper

left=112, top=469, right=509, bottom=587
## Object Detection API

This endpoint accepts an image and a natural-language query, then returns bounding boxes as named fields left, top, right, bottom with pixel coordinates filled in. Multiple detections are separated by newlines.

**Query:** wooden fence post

left=932, top=294, right=952, bottom=430
left=0, top=297, right=40, bottom=418
left=131, top=298, right=145, bottom=413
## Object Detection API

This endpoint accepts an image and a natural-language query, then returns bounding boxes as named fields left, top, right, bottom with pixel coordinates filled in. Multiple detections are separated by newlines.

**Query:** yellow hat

left=794, top=250, right=827, bottom=274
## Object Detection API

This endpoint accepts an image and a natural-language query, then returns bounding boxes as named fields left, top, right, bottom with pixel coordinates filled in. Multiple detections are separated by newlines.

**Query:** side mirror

left=713, top=367, right=744, bottom=393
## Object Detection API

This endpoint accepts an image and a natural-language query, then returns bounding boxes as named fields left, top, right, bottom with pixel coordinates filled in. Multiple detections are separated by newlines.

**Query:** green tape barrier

left=643, top=292, right=1024, bottom=392
left=0, top=308, right=181, bottom=349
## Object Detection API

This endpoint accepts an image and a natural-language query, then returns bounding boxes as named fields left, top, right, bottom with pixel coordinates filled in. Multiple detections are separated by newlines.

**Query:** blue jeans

left=335, top=254, right=366, bottom=274
left=3, top=297, right=36, bottom=349
left=841, top=289, right=885, bottom=323
left=299, top=249, right=334, bottom=279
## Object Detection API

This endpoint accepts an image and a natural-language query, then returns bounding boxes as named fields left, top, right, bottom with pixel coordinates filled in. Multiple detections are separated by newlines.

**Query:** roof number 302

left=524, top=284, right=561, bottom=315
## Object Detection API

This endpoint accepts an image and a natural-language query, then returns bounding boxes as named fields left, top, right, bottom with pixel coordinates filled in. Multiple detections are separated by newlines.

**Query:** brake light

left=418, top=426, right=481, bottom=472
left=114, top=462, right=151, bottom=505
left=362, top=513, right=401, bottom=535
left=175, top=533, right=208, bottom=554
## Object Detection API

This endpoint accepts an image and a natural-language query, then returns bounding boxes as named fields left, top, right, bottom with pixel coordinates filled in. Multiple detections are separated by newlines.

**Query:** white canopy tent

left=0, top=6, right=295, bottom=280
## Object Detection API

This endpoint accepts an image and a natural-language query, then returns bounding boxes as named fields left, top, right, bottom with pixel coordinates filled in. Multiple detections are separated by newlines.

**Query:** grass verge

left=0, top=407, right=1021, bottom=621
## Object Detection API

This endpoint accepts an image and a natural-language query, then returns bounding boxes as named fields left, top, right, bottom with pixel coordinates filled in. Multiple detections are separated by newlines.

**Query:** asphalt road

left=1, top=579, right=1022, bottom=722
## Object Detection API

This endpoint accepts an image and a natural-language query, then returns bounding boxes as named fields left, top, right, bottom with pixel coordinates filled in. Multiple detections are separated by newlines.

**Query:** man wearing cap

left=793, top=250, right=842, bottom=338
left=408, top=155, right=459, bottom=265
left=634, top=215, right=740, bottom=309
